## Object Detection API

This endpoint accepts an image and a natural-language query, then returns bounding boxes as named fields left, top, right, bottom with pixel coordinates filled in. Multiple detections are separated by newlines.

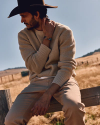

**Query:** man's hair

left=29, top=6, right=47, bottom=19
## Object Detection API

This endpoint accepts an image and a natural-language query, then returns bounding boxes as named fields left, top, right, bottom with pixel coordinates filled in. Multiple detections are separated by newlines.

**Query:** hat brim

left=30, top=4, right=58, bottom=8
left=8, top=4, right=58, bottom=18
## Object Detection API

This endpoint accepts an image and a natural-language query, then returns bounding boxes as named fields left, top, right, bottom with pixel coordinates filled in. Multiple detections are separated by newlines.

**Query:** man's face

left=20, top=12, right=39, bottom=30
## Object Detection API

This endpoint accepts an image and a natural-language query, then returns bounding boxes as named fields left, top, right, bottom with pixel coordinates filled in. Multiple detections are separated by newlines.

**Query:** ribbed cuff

left=38, top=44, right=51, bottom=57
left=30, top=44, right=51, bottom=74
left=52, top=71, right=70, bottom=87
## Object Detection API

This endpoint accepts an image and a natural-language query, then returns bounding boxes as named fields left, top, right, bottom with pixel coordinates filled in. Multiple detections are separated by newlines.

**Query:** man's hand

left=42, top=18, right=55, bottom=48
left=42, top=18, right=55, bottom=38
left=31, top=83, right=60, bottom=116
left=31, top=92, right=52, bottom=116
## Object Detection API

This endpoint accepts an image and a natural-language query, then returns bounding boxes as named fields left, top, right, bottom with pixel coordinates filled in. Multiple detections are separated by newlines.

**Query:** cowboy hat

left=8, top=0, right=58, bottom=18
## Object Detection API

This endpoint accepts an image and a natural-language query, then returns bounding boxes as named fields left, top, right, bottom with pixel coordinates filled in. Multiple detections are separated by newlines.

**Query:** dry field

left=75, top=53, right=100, bottom=125
left=0, top=53, right=100, bottom=125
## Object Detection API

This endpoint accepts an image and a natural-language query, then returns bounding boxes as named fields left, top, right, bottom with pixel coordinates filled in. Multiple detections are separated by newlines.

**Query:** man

left=5, top=0, right=85, bottom=125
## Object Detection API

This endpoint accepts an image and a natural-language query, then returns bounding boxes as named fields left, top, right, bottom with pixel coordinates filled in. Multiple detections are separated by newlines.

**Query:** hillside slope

left=80, top=48, right=100, bottom=57
left=76, top=52, right=100, bottom=66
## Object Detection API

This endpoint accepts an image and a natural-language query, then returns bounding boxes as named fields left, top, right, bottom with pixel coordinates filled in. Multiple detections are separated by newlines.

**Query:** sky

left=0, top=0, right=100, bottom=71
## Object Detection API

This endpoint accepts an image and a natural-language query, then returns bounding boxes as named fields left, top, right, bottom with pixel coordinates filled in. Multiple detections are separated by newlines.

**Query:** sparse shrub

left=85, top=119, right=87, bottom=123
left=50, top=117, right=64, bottom=125
left=21, top=71, right=29, bottom=77
left=56, top=121, right=64, bottom=125
left=44, top=113, right=54, bottom=118
left=91, top=114, right=96, bottom=120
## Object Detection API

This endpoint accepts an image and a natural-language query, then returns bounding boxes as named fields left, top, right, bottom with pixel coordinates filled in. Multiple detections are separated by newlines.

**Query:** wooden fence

left=0, top=73, right=22, bottom=84
left=0, top=86, right=100, bottom=125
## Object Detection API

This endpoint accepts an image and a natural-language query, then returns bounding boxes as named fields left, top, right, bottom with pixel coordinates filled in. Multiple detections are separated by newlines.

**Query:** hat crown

left=8, top=0, right=57, bottom=18
left=17, top=0, right=45, bottom=6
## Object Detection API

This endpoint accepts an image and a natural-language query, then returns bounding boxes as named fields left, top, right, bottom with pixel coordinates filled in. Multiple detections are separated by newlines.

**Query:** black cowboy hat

left=8, top=0, right=58, bottom=18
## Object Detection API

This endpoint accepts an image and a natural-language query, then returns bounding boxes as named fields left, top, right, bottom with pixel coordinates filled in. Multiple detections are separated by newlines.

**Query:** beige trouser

left=5, top=77, right=85, bottom=125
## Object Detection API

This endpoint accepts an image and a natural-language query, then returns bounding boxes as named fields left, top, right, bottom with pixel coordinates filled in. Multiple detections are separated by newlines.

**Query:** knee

left=5, top=120, right=12, bottom=125
left=5, top=111, right=27, bottom=125
left=5, top=115, right=15, bottom=125
left=5, top=112, right=18, bottom=125
left=62, top=99, right=85, bottom=113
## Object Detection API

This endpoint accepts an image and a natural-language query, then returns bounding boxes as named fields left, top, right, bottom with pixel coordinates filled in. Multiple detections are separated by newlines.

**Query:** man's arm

left=18, top=18, right=55, bottom=74
left=52, top=29, right=76, bottom=86
left=18, top=31, right=51, bottom=74
left=31, top=19, right=60, bottom=116
left=31, top=83, right=60, bottom=116
left=31, top=23, right=76, bottom=116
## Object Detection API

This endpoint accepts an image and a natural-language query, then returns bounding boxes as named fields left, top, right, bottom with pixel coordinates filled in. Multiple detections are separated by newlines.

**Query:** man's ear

left=34, top=11, right=40, bottom=21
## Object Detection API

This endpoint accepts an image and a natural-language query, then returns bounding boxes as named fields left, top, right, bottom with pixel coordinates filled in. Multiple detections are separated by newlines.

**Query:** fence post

left=0, top=89, right=12, bottom=125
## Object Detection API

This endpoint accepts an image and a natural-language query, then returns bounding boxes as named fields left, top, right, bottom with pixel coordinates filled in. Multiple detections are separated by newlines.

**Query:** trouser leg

left=53, top=77, right=85, bottom=125
left=4, top=92, right=43, bottom=125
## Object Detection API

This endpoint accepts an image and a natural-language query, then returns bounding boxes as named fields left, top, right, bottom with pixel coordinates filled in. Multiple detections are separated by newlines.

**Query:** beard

left=24, top=16, right=39, bottom=30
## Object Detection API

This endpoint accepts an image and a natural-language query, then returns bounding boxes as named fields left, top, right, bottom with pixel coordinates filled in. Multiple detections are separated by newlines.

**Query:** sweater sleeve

left=52, top=29, right=76, bottom=87
left=18, top=31, right=51, bottom=74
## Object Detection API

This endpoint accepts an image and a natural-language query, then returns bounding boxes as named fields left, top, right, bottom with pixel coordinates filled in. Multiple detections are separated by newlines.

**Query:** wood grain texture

left=47, top=86, right=100, bottom=113
left=0, top=86, right=100, bottom=123
left=0, top=90, right=12, bottom=125
left=81, top=86, right=100, bottom=107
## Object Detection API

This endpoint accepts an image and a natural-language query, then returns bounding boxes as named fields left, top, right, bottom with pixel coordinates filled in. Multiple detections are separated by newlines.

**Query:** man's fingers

left=35, top=108, right=40, bottom=116
left=39, top=107, right=45, bottom=115
left=51, top=20, right=55, bottom=27
left=43, top=104, right=49, bottom=115
left=43, top=107, right=48, bottom=115
left=46, top=17, right=50, bottom=22
left=31, top=106, right=48, bottom=116
left=31, top=106, right=39, bottom=116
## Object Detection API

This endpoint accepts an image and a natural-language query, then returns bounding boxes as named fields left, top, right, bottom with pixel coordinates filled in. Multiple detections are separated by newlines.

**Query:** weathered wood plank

left=47, top=98, right=62, bottom=113
left=1, top=86, right=100, bottom=122
left=0, top=90, right=12, bottom=125
left=81, top=86, right=100, bottom=107
left=47, top=86, right=100, bottom=113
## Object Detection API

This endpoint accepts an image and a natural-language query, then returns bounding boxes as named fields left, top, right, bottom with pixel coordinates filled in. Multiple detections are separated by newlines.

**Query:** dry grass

left=75, top=65, right=100, bottom=125
left=0, top=53, right=100, bottom=125
left=0, top=75, right=65, bottom=125
left=76, top=52, right=100, bottom=66
left=0, top=76, right=30, bottom=102
left=75, top=65, right=100, bottom=89
left=85, top=105, right=100, bottom=125
left=28, top=112, right=64, bottom=125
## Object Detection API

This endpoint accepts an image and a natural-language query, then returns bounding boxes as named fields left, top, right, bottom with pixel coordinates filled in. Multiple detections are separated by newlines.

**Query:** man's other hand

left=42, top=18, right=55, bottom=38
left=31, top=83, right=60, bottom=116
left=31, top=92, right=52, bottom=116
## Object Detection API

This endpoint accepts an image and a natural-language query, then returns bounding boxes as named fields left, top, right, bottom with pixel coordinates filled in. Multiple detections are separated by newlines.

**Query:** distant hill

left=4, top=67, right=26, bottom=71
left=1, top=48, right=100, bottom=77
left=0, top=67, right=28, bottom=77
left=82, top=48, right=100, bottom=57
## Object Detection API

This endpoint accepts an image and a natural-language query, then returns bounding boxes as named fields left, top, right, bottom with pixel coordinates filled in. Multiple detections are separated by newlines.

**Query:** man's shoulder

left=54, top=22, right=73, bottom=38
left=18, top=27, right=28, bottom=35
left=55, top=22, right=72, bottom=32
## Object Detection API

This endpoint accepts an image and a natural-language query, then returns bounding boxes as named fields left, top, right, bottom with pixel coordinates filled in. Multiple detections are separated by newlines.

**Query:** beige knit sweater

left=18, top=22, right=76, bottom=87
